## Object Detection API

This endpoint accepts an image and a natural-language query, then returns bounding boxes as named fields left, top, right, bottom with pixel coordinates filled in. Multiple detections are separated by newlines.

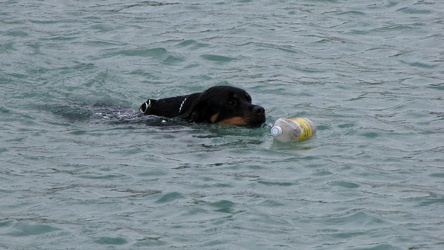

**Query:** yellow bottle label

left=290, top=118, right=312, bottom=141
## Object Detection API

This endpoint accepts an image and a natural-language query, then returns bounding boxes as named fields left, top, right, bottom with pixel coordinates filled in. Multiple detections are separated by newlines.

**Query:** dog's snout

left=250, top=105, right=265, bottom=117
left=253, top=106, right=265, bottom=115
left=246, top=105, right=266, bottom=126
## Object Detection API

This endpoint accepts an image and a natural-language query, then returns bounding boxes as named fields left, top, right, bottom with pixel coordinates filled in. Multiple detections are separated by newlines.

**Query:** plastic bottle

left=271, top=117, right=317, bottom=143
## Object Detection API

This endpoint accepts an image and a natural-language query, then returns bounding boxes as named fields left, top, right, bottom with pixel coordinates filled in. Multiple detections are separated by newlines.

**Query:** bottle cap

left=270, top=126, right=283, bottom=137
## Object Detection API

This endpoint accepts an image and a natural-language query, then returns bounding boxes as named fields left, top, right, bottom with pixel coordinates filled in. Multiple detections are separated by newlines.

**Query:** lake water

left=1, top=0, right=443, bottom=249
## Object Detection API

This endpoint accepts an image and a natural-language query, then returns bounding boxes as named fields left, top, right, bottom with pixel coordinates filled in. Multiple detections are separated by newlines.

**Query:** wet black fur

left=139, top=86, right=266, bottom=127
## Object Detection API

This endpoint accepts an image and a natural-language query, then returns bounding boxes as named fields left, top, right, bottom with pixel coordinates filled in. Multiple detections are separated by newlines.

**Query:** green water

left=1, top=0, right=443, bottom=249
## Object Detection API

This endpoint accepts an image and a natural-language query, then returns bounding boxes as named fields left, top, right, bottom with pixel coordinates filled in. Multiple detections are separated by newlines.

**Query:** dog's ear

left=178, top=94, right=210, bottom=122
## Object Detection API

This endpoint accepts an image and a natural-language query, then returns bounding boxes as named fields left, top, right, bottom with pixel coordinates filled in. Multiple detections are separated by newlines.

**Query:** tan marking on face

left=217, top=117, right=248, bottom=126
left=210, top=113, right=219, bottom=123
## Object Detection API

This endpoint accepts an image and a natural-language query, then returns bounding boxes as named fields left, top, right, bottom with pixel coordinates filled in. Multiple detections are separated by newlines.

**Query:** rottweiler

left=139, top=86, right=266, bottom=127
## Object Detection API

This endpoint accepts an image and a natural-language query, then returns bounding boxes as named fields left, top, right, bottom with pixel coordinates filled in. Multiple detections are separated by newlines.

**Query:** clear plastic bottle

left=271, top=117, right=317, bottom=143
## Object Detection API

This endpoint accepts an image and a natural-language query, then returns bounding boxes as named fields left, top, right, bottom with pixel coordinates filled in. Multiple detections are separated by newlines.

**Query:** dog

left=139, top=86, right=266, bottom=127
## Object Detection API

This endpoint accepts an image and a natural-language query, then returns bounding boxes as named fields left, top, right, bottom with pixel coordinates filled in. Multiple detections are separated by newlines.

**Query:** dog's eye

left=228, top=99, right=237, bottom=106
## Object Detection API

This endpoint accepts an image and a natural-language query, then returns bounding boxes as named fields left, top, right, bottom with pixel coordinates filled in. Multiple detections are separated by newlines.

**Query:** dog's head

left=182, top=86, right=266, bottom=127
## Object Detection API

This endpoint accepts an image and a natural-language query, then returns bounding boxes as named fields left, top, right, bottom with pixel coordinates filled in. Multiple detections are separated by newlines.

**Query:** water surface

left=1, top=0, right=443, bottom=249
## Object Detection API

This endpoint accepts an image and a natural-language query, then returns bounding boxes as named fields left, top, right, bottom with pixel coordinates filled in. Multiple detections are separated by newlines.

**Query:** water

left=1, top=0, right=443, bottom=249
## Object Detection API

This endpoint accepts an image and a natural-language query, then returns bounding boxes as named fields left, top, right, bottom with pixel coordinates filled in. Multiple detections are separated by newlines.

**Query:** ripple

left=156, top=192, right=184, bottom=203
left=7, top=222, right=61, bottom=237
left=418, top=197, right=444, bottom=207
left=360, top=131, right=380, bottom=138
left=397, top=7, right=432, bottom=14
left=399, top=60, right=438, bottom=69
left=430, top=173, right=444, bottom=178
left=119, top=47, right=168, bottom=57
left=178, top=39, right=210, bottom=49
left=201, top=54, right=236, bottom=63
left=5, top=29, right=28, bottom=37
left=258, top=180, right=294, bottom=186
left=210, top=200, right=236, bottom=213
left=79, top=174, right=123, bottom=180
left=330, top=181, right=360, bottom=189
left=94, top=236, right=127, bottom=245
left=162, top=55, right=184, bottom=65
left=325, top=211, right=386, bottom=226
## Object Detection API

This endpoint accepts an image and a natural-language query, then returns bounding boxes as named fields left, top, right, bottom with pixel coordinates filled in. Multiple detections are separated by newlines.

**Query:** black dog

left=139, top=86, right=265, bottom=127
